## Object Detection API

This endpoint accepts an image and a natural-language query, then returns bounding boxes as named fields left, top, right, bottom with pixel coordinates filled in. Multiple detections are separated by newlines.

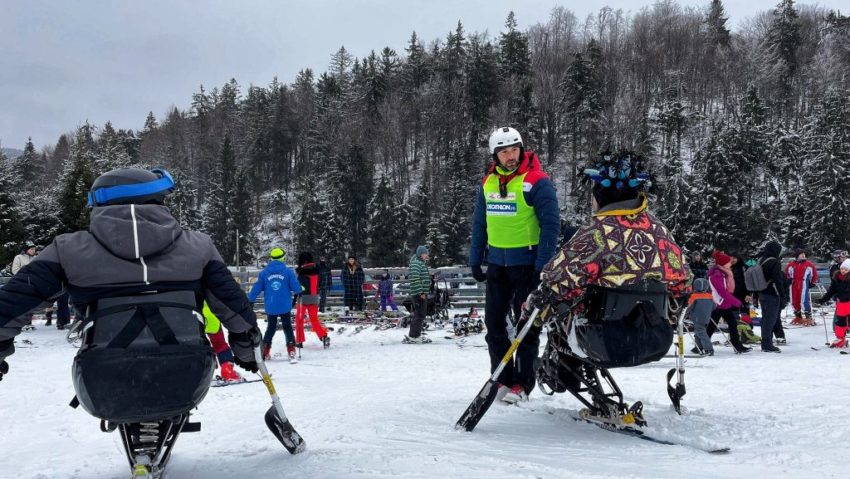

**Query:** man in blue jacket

left=468, top=127, right=559, bottom=404
left=249, top=247, right=302, bottom=360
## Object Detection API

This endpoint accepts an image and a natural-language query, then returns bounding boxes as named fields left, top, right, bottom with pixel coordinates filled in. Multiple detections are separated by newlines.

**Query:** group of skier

left=1, top=124, right=844, bottom=477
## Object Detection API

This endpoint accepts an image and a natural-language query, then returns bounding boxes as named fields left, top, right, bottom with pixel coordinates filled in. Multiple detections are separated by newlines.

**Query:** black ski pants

left=708, top=308, right=746, bottom=351
left=408, top=294, right=427, bottom=338
left=484, top=264, right=539, bottom=393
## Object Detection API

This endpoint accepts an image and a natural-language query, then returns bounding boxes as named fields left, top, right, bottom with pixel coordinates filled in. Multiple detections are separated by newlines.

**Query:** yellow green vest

left=483, top=171, right=541, bottom=248
left=202, top=302, right=220, bottom=335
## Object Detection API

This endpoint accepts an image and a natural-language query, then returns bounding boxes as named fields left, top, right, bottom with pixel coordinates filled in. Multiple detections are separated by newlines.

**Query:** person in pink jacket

left=708, top=250, right=751, bottom=354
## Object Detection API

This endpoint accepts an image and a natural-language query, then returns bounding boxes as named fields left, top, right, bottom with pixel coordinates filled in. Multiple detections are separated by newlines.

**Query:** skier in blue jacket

left=248, top=247, right=302, bottom=360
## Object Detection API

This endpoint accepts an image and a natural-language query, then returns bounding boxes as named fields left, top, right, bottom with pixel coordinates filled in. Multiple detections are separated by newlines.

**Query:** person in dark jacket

left=317, top=255, right=332, bottom=312
left=0, top=168, right=261, bottom=476
left=687, top=278, right=715, bottom=355
left=468, top=127, right=560, bottom=404
left=376, top=270, right=399, bottom=313
left=341, top=255, right=365, bottom=311
left=688, top=253, right=709, bottom=280
left=295, top=252, right=329, bottom=349
left=754, top=241, right=789, bottom=352
left=817, top=258, right=850, bottom=348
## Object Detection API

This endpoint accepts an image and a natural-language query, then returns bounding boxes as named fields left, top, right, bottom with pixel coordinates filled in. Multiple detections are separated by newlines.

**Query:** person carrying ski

left=816, top=258, right=850, bottom=348
left=405, top=245, right=431, bottom=344
left=0, top=167, right=262, bottom=476
left=785, top=248, right=819, bottom=326
left=248, top=247, right=302, bottom=361
left=468, top=127, right=559, bottom=404
left=294, top=252, right=330, bottom=350
left=375, top=270, right=399, bottom=313
left=202, top=302, right=244, bottom=383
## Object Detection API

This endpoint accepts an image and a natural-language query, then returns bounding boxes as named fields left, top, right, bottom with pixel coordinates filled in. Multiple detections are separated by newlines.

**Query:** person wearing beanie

left=294, top=252, right=330, bottom=352
left=707, top=250, right=750, bottom=353
left=405, top=245, right=432, bottom=343
left=248, top=247, right=302, bottom=360
left=817, top=259, right=850, bottom=348
left=784, top=247, right=819, bottom=326
left=538, top=151, right=691, bottom=423
left=468, top=127, right=559, bottom=404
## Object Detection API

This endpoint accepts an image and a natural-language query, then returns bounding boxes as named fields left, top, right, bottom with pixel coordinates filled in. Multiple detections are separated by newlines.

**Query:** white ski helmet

left=488, top=127, right=523, bottom=154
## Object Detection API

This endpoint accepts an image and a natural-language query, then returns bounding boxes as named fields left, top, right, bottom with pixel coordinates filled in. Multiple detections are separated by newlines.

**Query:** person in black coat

left=754, top=241, right=789, bottom=352
left=317, top=256, right=332, bottom=312
left=689, top=253, right=708, bottom=279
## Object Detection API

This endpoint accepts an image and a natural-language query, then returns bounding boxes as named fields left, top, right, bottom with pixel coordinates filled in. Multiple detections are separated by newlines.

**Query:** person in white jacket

left=11, top=242, right=37, bottom=274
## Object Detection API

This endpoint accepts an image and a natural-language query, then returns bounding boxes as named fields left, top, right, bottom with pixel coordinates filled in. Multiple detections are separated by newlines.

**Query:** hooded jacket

left=0, top=204, right=257, bottom=356
left=469, top=151, right=559, bottom=272
left=757, top=242, right=789, bottom=304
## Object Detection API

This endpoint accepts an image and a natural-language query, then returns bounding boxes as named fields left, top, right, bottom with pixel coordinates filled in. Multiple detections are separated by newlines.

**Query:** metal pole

left=235, top=229, right=240, bottom=267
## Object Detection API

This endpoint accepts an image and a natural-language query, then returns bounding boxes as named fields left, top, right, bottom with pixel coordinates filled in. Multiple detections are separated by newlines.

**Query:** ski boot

left=830, top=325, right=847, bottom=348
left=219, top=362, right=244, bottom=383
left=322, top=335, right=331, bottom=349
left=262, top=343, right=272, bottom=361
left=790, top=311, right=804, bottom=326
left=801, top=312, right=815, bottom=327
left=286, top=343, right=298, bottom=363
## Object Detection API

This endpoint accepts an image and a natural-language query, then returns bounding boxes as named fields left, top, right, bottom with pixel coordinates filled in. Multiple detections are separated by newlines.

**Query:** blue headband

left=87, top=168, right=174, bottom=207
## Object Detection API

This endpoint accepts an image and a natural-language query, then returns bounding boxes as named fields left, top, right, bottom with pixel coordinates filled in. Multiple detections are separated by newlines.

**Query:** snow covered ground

left=2, top=306, right=848, bottom=478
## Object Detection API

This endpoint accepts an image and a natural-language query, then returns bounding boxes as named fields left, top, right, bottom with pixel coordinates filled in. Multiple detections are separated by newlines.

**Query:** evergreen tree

left=57, top=124, right=97, bottom=233
left=205, top=136, right=236, bottom=261
left=0, top=151, right=25, bottom=266
left=166, top=172, right=203, bottom=231
left=802, top=90, right=850, bottom=255
left=294, top=180, right=325, bottom=258
left=231, top=167, right=257, bottom=265
left=15, top=138, right=40, bottom=188
left=762, top=0, right=801, bottom=118
left=367, top=175, right=406, bottom=266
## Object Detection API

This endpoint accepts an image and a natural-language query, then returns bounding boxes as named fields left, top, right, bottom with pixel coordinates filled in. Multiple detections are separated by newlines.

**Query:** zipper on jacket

left=130, top=204, right=149, bottom=284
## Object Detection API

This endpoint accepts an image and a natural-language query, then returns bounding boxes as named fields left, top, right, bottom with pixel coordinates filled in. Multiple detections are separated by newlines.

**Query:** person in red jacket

left=295, top=252, right=330, bottom=350
left=785, top=248, right=819, bottom=326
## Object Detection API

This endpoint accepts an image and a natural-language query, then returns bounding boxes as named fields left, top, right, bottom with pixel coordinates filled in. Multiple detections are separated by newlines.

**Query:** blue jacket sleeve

left=288, top=268, right=303, bottom=294
left=247, top=270, right=265, bottom=302
left=468, top=186, right=487, bottom=267
left=527, top=178, right=560, bottom=271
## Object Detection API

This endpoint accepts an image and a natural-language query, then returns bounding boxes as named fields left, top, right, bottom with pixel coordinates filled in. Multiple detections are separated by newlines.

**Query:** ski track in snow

left=1, top=307, right=848, bottom=478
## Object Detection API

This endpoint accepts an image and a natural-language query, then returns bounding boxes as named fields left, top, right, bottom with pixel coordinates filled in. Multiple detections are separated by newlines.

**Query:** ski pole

left=709, top=315, right=731, bottom=346
left=253, top=346, right=306, bottom=454
left=667, top=302, right=688, bottom=414
left=455, top=292, right=549, bottom=432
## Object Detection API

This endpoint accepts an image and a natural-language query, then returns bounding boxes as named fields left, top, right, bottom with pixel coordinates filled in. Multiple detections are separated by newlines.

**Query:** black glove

left=228, top=327, right=262, bottom=373
left=471, top=265, right=486, bottom=282
left=0, top=339, right=13, bottom=382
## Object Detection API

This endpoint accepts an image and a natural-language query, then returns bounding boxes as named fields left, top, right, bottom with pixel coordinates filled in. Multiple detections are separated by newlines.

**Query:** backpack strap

left=98, top=302, right=194, bottom=349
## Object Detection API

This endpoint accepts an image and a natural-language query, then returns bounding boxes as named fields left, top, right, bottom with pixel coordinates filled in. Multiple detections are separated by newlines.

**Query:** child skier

left=248, top=248, right=302, bottom=361
left=376, top=270, right=399, bottom=314
left=817, top=259, right=850, bottom=348
left=785, top=248, right=819, bottom=326
left=687, top=278, right=715, bottom=356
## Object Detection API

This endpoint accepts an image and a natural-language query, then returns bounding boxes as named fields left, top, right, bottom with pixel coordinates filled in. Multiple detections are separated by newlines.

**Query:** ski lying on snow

left=810, top=346, right=849, bottom=354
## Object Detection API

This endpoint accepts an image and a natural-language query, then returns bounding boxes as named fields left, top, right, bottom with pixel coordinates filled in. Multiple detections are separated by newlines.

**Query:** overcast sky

left=1, top=0, right=844, bottom=150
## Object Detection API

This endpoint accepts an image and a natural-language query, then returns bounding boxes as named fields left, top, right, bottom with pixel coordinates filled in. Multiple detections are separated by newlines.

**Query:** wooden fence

left=229, top=266, right=485, bottom=310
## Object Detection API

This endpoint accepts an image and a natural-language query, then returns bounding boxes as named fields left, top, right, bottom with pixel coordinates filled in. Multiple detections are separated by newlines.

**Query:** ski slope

left=1, top=307, right=847, bottom=478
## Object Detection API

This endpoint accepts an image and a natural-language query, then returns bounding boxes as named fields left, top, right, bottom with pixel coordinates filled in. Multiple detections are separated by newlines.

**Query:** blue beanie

left=416, top=245, right=429, bottom=256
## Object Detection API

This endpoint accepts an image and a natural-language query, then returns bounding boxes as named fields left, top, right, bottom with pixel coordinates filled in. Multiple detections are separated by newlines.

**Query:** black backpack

left=573, top=280, right=673, bottom=368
